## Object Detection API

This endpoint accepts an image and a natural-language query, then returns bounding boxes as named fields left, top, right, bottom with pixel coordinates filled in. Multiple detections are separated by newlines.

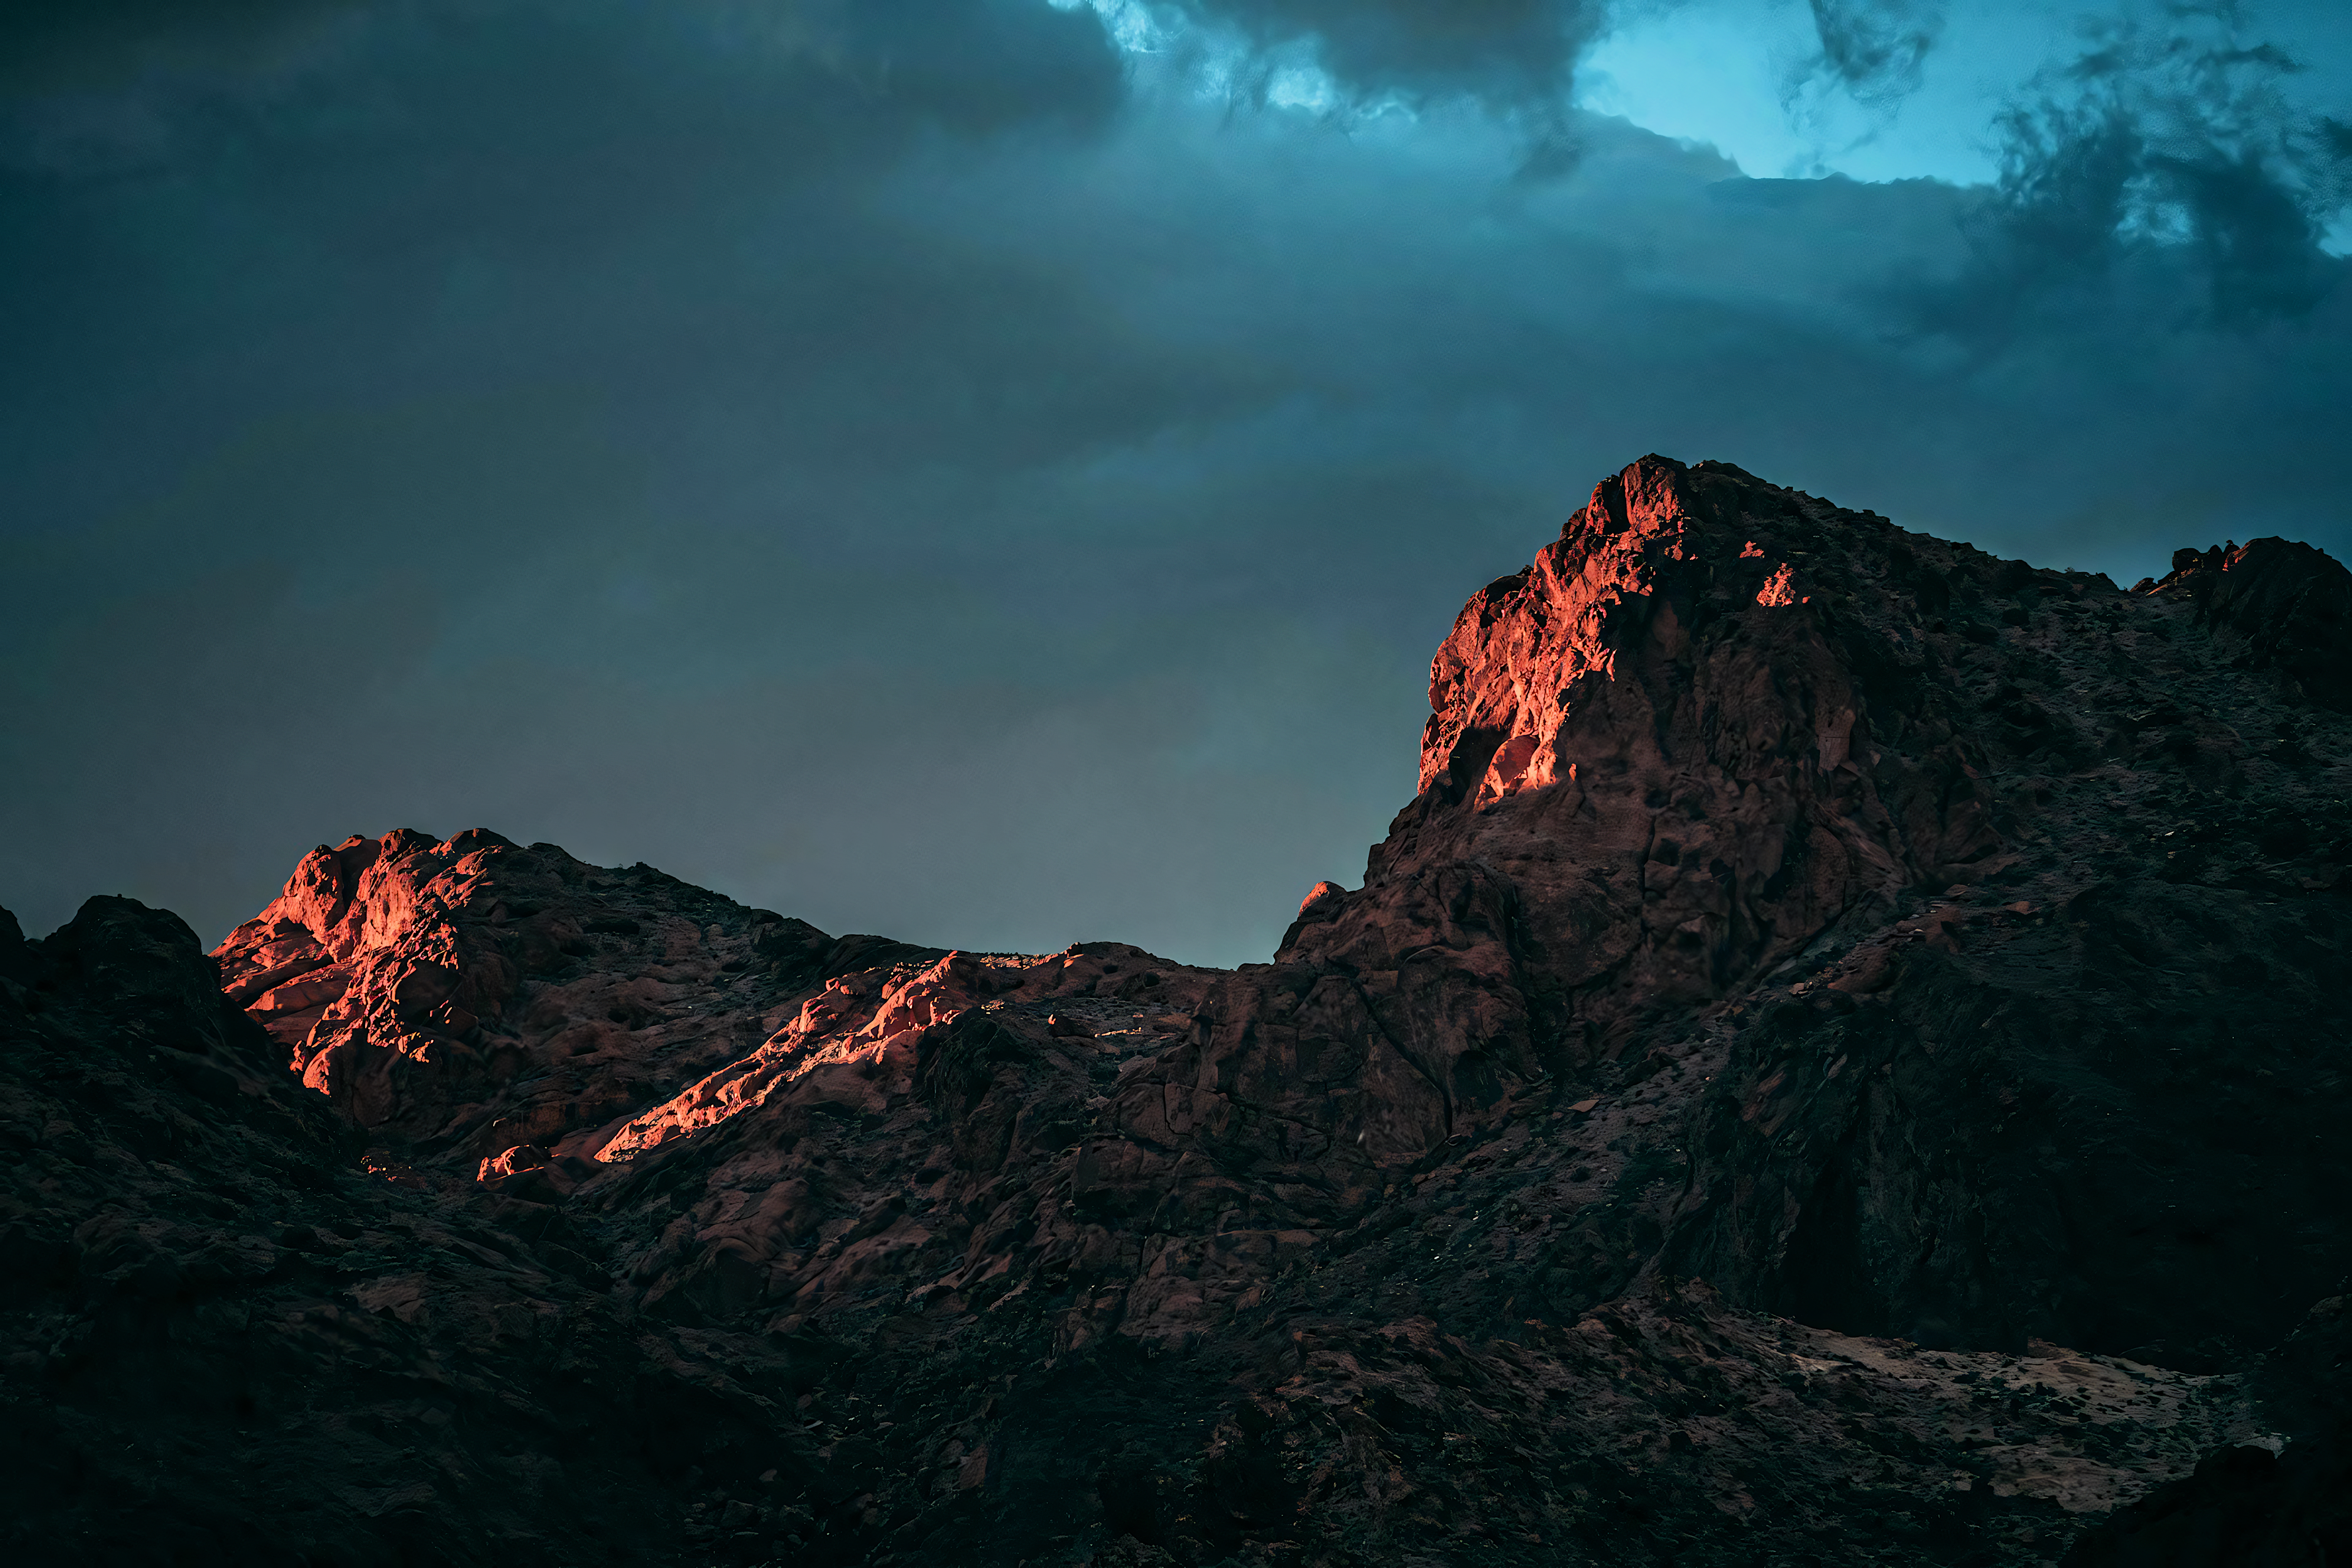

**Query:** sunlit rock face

left=9, top=454, right=2352, bottom=1564
left=1096, top=454, right=2352, bottom=1357
left=213, top=828, right=804, bottom=1149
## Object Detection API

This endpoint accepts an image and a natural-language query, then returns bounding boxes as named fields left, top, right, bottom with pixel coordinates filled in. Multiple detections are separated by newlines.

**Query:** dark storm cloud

left=1177, top=0, right=1949, bottom=111
left=1804, top=0, right=1945, bottom=102
left=0, top=0, right=1370, bottom=962
left=0, top=0, right=1121, bottom=175
left=1176, top=0, right=1607, bottom=103
left=0, top=0, right=360, bottom=88
left=2, top=0, right=2348, bottom=966
left=1920, top=4, right=2350, bottom=336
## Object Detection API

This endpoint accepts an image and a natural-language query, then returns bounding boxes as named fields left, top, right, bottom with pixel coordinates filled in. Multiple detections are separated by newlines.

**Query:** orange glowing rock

left=1755, top=561, right=1799, bottom=606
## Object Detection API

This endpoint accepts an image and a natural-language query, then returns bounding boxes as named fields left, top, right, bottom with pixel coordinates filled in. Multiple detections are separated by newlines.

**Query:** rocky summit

left=6, top=454, right=2350, bottom=1567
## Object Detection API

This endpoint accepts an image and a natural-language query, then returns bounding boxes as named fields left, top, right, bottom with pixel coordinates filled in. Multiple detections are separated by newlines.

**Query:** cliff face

left=1088, top=456, right=2352, bottom=1360
left=7, top=454, right=2350, bottom=1567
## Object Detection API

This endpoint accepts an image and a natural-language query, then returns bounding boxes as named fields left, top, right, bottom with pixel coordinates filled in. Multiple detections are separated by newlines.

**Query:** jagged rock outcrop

left=1084, top=456, right=2352, bottom=1360
left=211, top=828, right=829, bottom=1146
left=0, top=896, right=842, bottom=1565
left=9, top=454, right=2351, bottom=1566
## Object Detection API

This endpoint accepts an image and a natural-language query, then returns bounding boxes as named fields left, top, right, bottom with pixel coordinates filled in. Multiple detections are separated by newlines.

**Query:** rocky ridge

left=6, top=454, right=2350, bottom=1565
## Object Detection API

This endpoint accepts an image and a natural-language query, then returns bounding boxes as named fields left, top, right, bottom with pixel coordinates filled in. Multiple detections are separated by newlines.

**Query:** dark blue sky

left=4, top=0, right=2348, bottom=965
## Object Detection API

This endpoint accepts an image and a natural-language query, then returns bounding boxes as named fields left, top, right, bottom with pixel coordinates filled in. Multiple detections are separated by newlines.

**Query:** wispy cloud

left=1804, top=0, right=1946, bottom=103
left=1916, top=2, right=2351, bottom=335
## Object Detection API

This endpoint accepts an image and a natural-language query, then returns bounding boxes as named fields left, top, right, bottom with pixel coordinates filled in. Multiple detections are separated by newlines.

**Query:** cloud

left=1919, top=3, right=2351, bottom=334
left=0, top=0, right=363, bottom=89
left=1172, top=0, right=1954, bottom=126
left=1805, top=0, right=1945, bottom=103
left=0, top=0, right=1123, bottom=175
left=1171, top=0, right=1609, bottom=106
left=2323, top=113, right=2352, bottom=163
left=2, top=0, right=2349, bottom=964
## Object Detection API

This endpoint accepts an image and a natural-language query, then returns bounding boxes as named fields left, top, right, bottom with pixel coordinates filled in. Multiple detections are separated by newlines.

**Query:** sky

left=3, top=0, right=2348, bottom=967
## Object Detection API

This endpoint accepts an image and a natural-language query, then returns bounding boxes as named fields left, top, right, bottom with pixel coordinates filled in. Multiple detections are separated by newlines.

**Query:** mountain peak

left=13, top=456, right=2352, bottom=1562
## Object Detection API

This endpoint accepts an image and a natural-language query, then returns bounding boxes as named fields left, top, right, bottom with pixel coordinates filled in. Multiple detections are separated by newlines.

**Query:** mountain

left=6, top=454, right=2348, bottom=1566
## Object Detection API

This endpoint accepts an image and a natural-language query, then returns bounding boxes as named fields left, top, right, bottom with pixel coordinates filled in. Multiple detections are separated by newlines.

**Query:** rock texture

left=7, top=454, right=2350, bottom=1566
left=0, top=897, right=837, bottom=1566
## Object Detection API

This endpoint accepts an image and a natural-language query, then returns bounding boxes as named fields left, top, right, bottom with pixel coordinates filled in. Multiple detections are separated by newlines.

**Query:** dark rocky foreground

left=5, top=455, right=2349, bottom=1566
